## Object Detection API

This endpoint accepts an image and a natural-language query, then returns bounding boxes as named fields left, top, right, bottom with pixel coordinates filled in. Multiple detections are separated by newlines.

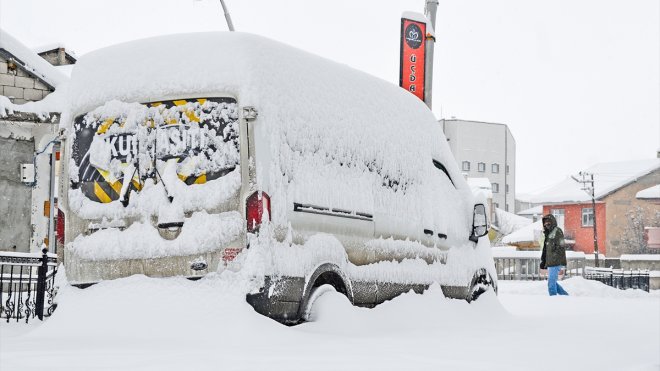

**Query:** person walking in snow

left=540, top=214, right=569, bottom=296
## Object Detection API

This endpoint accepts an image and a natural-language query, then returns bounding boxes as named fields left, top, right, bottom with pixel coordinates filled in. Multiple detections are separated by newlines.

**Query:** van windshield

left=71, top=97, right=239, bottom=203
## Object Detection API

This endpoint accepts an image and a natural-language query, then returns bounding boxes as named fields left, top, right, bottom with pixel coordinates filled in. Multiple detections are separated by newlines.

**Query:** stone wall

left=0, top=54, right=54, bottom=104
left=604, top=169, right=660, bottom=257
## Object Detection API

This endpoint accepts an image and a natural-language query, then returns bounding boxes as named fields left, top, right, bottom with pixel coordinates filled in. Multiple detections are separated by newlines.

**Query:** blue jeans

left=548, top=266, right=569, bottom=296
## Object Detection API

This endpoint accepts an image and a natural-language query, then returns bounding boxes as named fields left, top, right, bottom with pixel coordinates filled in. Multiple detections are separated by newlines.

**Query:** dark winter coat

left=540, top=214, right=567, bottom=269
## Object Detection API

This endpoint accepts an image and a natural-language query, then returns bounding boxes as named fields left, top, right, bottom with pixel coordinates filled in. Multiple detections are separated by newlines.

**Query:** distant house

left=441, top=119, right=516, bottom=213
left=516, top=205, right=542, bottom=222
left=1, top=29, right=68, bottom=104
left=529, top=158, right=660, bottom=257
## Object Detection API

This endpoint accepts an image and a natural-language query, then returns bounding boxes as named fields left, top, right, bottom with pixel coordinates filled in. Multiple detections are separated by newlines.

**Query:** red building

left=542, top=202, right=606, bottom=255
left=531, top=159, right=660, bottom=257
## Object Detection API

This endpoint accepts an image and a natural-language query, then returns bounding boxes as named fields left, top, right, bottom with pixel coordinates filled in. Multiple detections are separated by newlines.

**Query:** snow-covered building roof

left=517, top=205, right=542, bottom=217
left=636, top=185, right=660, bottom=199
left=0, top=28, right=68, bottom=89
left=33, top=43, right=78, bottom=59
left=528, top=159, right=660, bottom=204
left=501, top=220, right=541, bottom=244
left=495, top=208, right=532, bottom=235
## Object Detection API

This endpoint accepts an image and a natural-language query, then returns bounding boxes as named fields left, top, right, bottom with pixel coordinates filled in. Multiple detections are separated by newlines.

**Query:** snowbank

left=1, top=274, right=658, bottom=371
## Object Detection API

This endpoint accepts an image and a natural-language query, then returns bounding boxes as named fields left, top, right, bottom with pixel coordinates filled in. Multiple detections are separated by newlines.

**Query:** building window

left=493, top=202, right=499, bottom=209
left=551, top=208, right=565, bottom=230
left=492, top=183, right=499, bottom=193
left=478, top=162, right=485, bottom=172
left=506, top=165, right=510, bottom=174
left=492, top=163, right=500, bottom=173
left=462, top=161, right=470, bottom=171
left=506, top=184, right=509, bottom=194
left=582, top=207, right=594, bottom=227
left=551, top=209, right=564, bottom=219
left=505, top=204, right=509, bottom=212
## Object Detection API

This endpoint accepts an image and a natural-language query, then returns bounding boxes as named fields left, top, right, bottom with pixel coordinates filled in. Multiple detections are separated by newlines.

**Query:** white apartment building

left=441, top=119, right=516, bottom=213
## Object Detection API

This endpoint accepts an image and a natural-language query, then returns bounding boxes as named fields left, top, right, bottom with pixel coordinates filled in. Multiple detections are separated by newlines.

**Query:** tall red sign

left=399, top=17, right=426, bottom=101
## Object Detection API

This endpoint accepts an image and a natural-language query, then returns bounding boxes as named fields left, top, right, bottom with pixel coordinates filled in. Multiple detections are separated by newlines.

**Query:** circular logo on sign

left=405, top=23, right=423, bottom=49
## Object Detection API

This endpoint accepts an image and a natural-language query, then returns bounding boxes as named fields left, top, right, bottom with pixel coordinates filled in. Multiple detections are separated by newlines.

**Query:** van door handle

left=423, top=229, right=434, bottom=236
left=437, top=233, right=447, bottom=239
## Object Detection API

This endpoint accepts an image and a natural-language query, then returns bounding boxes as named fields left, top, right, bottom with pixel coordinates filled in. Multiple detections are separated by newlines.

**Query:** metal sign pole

left=424, top=0, right=438, bottom=110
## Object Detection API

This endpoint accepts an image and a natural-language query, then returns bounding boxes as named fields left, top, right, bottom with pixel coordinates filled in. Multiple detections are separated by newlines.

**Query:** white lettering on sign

left=106, top=135, right=137, bottom=159
left=409, top=54, right=418, bottom=91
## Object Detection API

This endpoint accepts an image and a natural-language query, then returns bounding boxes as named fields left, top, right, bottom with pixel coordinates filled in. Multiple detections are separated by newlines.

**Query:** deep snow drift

left=1, top=274, right=658, bottom=371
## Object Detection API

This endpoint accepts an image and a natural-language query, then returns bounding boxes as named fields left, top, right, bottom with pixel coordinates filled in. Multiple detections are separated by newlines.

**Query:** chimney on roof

left=58, top=48, right=66, bottom=66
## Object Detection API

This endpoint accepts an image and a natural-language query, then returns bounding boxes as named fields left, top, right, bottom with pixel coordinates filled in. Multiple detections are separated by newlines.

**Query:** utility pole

left=424, top=0, right=438, bottom=110
left=571, top=172, right=599, bottom=267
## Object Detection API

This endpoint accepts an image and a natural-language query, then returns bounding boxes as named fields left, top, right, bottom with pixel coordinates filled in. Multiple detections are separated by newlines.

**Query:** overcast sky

left=0, top=0, right=658, bottom=194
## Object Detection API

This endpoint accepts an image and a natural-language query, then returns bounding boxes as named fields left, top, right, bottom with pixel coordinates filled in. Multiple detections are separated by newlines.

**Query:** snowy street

left=1, top=276, right=658, bottom=371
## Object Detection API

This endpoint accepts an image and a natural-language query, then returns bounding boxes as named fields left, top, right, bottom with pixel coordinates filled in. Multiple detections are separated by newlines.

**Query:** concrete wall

left=604, top=169, right=660, bottom=257
left=0, top=136, right=33, bottom=252
left=0, top=54, right=54, bottom=104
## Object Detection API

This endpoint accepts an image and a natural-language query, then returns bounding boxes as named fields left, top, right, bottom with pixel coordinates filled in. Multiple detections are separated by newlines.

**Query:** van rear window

left=72, top=97, right=238, bottom=203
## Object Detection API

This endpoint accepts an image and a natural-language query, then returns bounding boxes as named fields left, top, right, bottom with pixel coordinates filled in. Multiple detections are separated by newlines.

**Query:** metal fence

left=584, top=267, right=650, bottom=292
left=1, top=249, right=58, bottom=323
left=493, top=253, right=586, bottom=281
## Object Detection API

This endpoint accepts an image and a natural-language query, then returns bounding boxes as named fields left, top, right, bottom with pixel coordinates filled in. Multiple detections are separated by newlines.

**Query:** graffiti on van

left=71, top=98, right=239, bottom=203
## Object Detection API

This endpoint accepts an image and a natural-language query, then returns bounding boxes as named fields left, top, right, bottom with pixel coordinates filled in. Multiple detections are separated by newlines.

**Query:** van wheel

left=467, top=268, right=495, bottom=302
left=301, top=284, right=336, bottom=322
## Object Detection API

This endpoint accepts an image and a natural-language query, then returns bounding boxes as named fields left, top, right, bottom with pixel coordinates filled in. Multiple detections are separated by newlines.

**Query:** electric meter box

left=20, top=163, right=35, bottom=183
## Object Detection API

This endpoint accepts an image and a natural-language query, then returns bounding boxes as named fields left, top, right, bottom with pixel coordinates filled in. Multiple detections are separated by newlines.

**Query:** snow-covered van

left=60, top=32, right=495, bottom=323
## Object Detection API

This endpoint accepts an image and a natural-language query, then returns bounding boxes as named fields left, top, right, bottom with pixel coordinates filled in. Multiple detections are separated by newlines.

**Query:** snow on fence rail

left=0, top=249, right=58, bottom=323
left=492, top=249, right=586, bottom=281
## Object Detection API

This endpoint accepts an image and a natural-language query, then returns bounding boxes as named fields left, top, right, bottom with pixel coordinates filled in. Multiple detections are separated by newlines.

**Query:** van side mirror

left=469, top=204, right=488, bottom=242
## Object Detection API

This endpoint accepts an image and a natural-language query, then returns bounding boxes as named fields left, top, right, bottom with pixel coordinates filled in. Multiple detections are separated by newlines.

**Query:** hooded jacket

left=540, top=214, right=567, bottom=268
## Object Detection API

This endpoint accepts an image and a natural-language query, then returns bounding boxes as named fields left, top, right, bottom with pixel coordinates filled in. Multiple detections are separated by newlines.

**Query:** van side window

left=432, top=160, right=455, bottom=188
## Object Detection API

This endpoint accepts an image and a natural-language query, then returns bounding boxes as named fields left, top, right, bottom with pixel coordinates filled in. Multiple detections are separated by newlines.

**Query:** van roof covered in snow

left=67, top=32, right=467, bottom=195
left=68, top=32, right=427, bottom=122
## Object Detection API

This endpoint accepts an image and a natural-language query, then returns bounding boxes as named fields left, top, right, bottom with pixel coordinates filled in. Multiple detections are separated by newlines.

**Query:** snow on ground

left=1, top=276, right=658, bottom=371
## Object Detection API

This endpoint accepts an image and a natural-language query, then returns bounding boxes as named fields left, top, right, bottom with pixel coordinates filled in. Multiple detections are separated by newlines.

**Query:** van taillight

left=56, top=209, right=65, bottom=245
left=246, top=191, right=270, bottom=233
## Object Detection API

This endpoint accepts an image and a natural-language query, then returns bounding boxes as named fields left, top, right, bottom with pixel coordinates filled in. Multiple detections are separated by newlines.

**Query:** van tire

left=301, top=284, right=336, bottom=322
left=467, top=268, right=496, bottom=303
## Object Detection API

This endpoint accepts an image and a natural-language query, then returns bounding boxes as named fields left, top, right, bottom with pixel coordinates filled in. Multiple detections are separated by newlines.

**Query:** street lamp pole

left=219, top=0, right=235, bottom=31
